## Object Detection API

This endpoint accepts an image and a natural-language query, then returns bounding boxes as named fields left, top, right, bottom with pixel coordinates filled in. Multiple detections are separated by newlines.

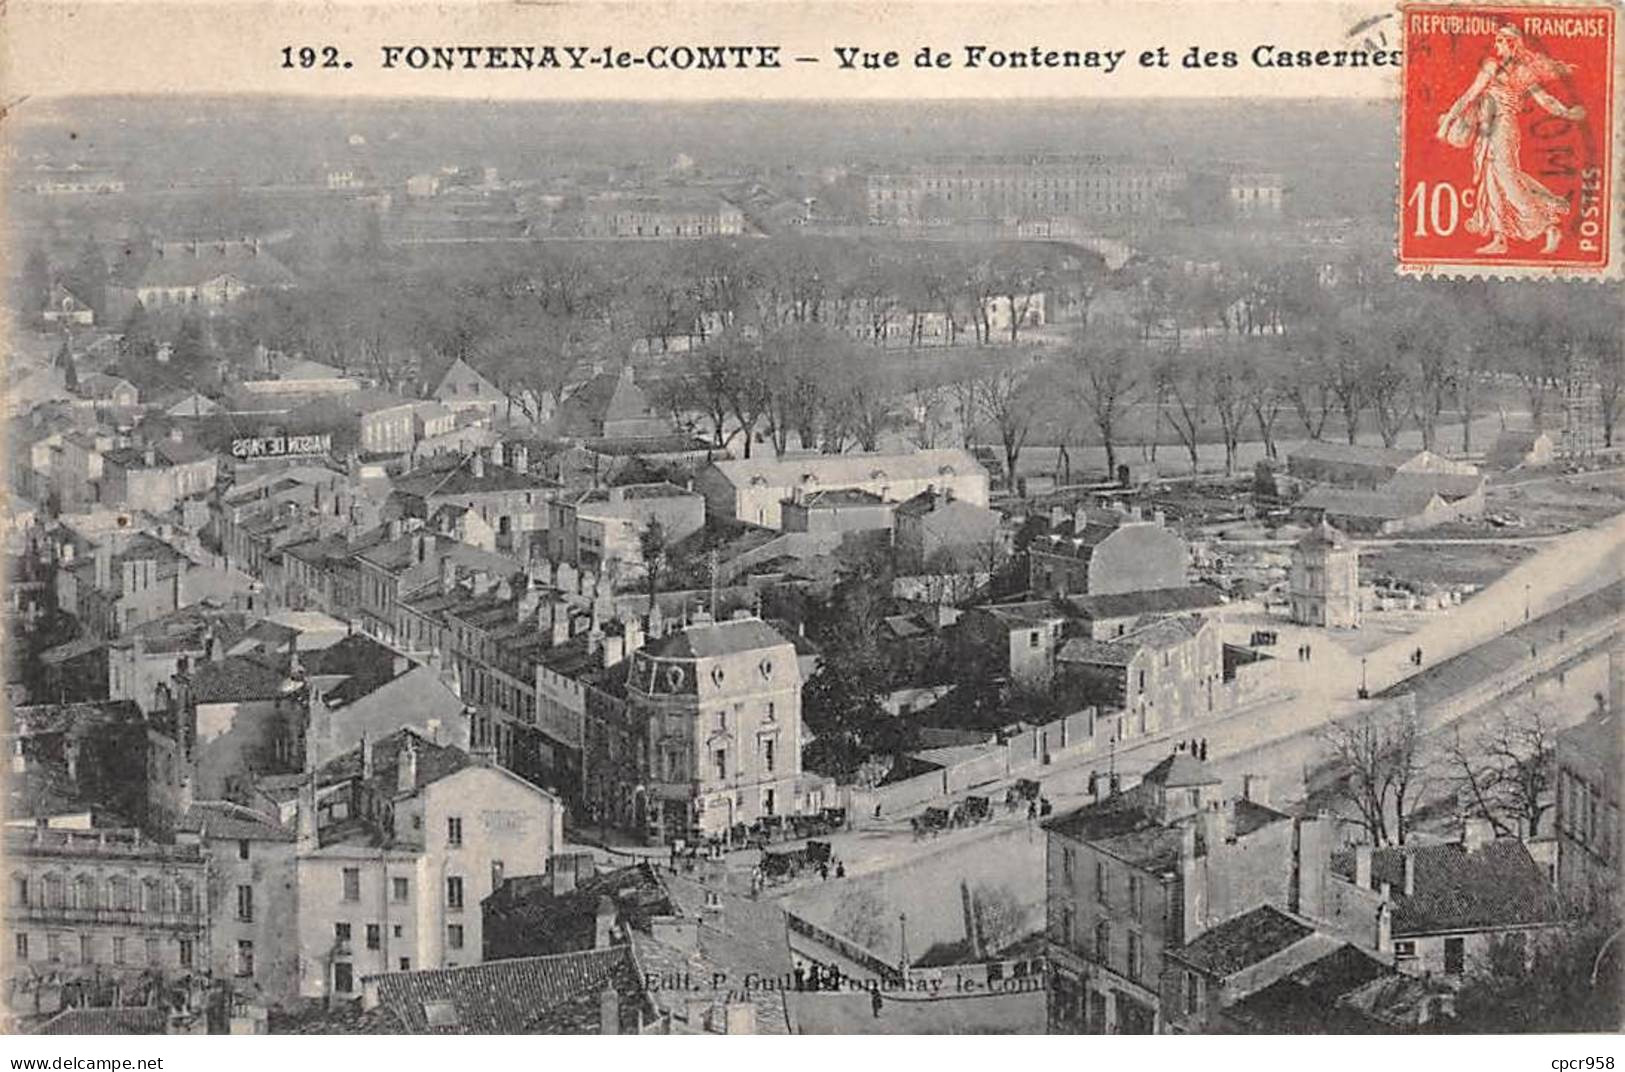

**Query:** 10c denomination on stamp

left=1400, top=3, right=1618, bottom=279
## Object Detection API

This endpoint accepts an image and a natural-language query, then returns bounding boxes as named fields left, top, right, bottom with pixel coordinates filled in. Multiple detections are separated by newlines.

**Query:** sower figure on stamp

left=1436, top=25, right=1587, bottom=255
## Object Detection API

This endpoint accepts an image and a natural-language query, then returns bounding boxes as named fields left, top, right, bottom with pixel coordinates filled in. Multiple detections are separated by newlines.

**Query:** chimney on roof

left=296, top=778, right=318, bottom=853
left=549, top=600, right=570, bottom=646
left=1354, top=844, right=1373, bottom=889
left=440, top=556, right=457, bottom=595
left=598, top=989, right=620, bottom=1036
left=361, top=733, right=374, bottom=780
left=509, top=442, right=528, bottom=474
left=413, top=531, right=429, bottom=565
left=1242, top=774, right=1269, bottom=807
left=470, top=451, right=484, bottom=479
left=388, top=518, right=403, bottom=541
left=1401, top=852, right=1415, bottom=897
left=1462, top=817, right=1494, bottom=854
left=143, top=445, right=157, bottom=467
left=397, top=737, right=418, bottom=794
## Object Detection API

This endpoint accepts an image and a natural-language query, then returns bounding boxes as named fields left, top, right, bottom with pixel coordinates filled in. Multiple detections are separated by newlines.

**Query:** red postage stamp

left=1400, top=3, right=1619, bottom=278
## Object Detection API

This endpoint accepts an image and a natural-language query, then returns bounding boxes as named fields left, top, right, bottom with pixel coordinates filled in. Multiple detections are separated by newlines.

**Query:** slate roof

left=1297, top=485, right=1441, bottom=521
left=177, top=800, right=294, bottom=842
left=648, top=617, right=791, bottom=660
left=34, top=1006, right=172, bottom=1035
left=1058, top=614, right=1208, bottom=667
left=133, top=244, right=295, bottom=290
left=186, top=654, right=294, bottom=704
left=1169, top=905, right=1316, bottom=977
left=366, top=946, right=649, bottom=1033
left=1222, top=943, right=1402, bottom=1033
left=433, top=357, right=506, bottom=404
left=1066, top=584, right=1225, bottom=620
left=391, top=454, right=552, bottom=499
left=1289, top=441, right=1424, bottom=469
left=484, top=863, right=672, bottom=957
left=315, top=727, right=471, bottom=796
left=1331, top=838, right=1562, bottom=937
left=1295, top=520, right=1352, bottom=551
left=793, top=488, right=891, bottom=508
left=552, top=370, right=664, bottom=437
left=1142, top=752, right=1223, bottom=789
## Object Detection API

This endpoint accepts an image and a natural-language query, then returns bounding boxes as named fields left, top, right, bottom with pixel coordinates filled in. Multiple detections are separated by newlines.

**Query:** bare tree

left=1316, top=697, right=1429, bottom=846
left=1242, top=356, right=1286, bottom=460
left=978, top=368, right=1037, bottom=482
left=1209, top=351, right=1248, bottom=475
left=1285, top=349, right=1336, bottom=442
left=1364, top=353, right=1412, bottom=449
left=1066, top=332, right=1138, bottom=482
left=1159, top=359, right=1209, bottom=474
left=1445, top=700, right=1556, bottom=838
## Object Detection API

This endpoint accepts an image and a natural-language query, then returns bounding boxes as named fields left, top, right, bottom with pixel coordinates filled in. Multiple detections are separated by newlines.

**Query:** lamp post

left=1525, top=583, right=1531, bottom=623
left=1360, top=656, right=1369, bottom=699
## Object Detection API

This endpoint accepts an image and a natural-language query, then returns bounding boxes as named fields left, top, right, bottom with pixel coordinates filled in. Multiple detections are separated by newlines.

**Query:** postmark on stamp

left=1400, top=3, right=1619, bottom=279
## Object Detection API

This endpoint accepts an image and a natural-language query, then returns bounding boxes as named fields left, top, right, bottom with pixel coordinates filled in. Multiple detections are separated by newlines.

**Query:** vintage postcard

left=0, top=0, right=1621, bottom=1053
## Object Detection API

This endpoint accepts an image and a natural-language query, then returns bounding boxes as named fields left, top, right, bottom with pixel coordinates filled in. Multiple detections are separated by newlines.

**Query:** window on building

left=113, top=937, right=127, bottom=965
left=766, top=702, right=776, bottom=722
left=335, top=922, right=352, bottom=945
left=1094, top=860, right=1107, bottom=904
left=1127, top=932, right=1142, bottom=980
left=333, top=961, right=354, bottom=994
left=393, top=925, right=403, bottom=939
left=714, top=749, right=727, bottom=780
left=1137, top=669, right=1146, bottom=692
left=447, top=817, right=463, bottom=847
left=237, top=941, right=255, bottom=977
left=178, top=881, right=196, bottom=914
left=236, top=885, right=254, bottom=922
left=1185, top=971, right=1201, bottom=1015
left=448, top=924, right=465, bottom=950
left=1062, top=847, right=1075, bottom=883
left=1128, top=875, right=1143, bottom=921
left=1061, top=905, right=1075, bottom=947
left=1029, top=630, right=1041, bottom=648
left=763, top=739, right=775, bottom=773
left=1094, top=921, right=1110, bottom=963
left=15, top=934, right=28, bottom=960
left=145, top=937, right=158, bottom=964
left=399, top=957, right=411, bottom=971
left=79, top=935, right=93, bottom=963
left=392, top=877, right=409, bottom=902
left=366, top=924, right=381, bottom=951
left=342, top=868, right=360, bottom=902
left=447, top=876, right=464, bottom=910
left=490, top=861, right=505, bottom=892
left=12, top=877, right=28, bottom=906
left=1394, top=940, right=1418, bottom=959
left=236, top=838, right=251, bottom=861
left=179, top=939, right=193, bottom=968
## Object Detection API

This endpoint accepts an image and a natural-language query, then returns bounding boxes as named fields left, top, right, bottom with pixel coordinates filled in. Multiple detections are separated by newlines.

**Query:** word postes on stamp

left=1400, top=3, right=1618, bottom=278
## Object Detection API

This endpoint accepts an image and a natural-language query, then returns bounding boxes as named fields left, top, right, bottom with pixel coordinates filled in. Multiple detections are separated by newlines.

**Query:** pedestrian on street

left=1305, top=644, right=1312, bottom=661
left=1199, top=739, right=1208, bottom=761
left=836, top=861, right=846, bottom=879
left=1028, top=801, right=1038, bottom=822
left=871, top=988, right=884, bottom=1019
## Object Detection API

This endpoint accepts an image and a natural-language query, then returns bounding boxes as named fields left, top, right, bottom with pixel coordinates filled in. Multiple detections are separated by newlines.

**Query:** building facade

left=1288, top=521, right=1360, bottom=629
left=622, top=617, right=803, bottom=842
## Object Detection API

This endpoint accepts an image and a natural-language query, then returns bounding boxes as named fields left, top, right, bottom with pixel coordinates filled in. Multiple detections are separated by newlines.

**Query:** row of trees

left=1314, top=690, right=1574, bottom=849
